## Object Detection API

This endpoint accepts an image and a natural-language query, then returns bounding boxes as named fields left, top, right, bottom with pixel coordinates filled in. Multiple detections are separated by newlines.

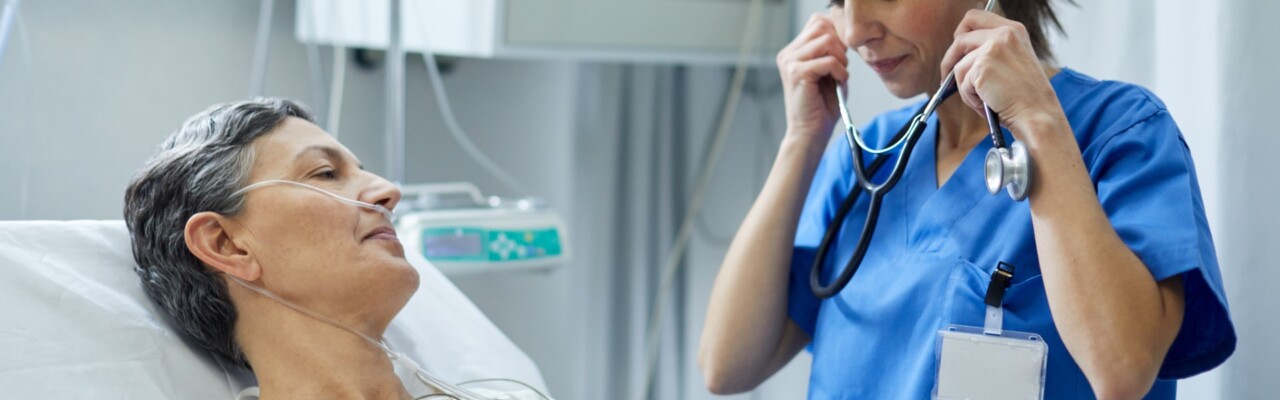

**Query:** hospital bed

left=0, top=220, right=548, bottom=398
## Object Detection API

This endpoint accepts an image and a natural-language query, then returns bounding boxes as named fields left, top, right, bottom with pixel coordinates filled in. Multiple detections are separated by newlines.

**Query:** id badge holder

left=933, top=262, right=1048, bottom=400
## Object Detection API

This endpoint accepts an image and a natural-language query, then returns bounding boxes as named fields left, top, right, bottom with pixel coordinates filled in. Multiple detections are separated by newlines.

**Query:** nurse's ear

left=184, top=211, right=262, bottom=282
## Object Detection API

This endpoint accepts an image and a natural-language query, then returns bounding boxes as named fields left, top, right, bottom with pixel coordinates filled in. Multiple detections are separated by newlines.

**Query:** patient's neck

left=236, top=299, right=411, bottom=400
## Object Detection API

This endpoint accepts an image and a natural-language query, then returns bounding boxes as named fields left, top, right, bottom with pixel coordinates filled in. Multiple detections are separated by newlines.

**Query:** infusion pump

left=394, top=183, right=568, bottom=275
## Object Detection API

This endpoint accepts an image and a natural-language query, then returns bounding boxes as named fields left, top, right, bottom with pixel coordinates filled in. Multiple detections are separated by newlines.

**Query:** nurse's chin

left=875, top=72, right=933, bottom=100
left=879, top=82, right=927, bottom=100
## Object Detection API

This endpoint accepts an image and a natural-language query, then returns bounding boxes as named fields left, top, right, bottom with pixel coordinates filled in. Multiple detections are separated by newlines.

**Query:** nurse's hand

left=940, top=10, right=1068, bottom=145
left=777, top=13, right=849, bottom=148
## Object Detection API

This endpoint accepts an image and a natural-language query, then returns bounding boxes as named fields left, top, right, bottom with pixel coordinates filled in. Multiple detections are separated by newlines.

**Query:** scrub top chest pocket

left=935, top=261, right=1049, bottom=400
left=942, top=258, right=1046, bottom=330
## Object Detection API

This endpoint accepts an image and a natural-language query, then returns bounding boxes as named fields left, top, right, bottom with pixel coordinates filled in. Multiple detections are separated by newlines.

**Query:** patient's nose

left=359, top=173, right=401, bottom=214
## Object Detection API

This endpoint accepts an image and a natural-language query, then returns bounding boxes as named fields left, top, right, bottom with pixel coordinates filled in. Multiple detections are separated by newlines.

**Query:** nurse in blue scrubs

left=698, top=0, right=1236, bottom=398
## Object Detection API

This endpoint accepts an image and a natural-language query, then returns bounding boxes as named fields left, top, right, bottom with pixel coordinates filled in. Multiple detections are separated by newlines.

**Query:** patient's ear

left=184, top=212, right=260, bottom=281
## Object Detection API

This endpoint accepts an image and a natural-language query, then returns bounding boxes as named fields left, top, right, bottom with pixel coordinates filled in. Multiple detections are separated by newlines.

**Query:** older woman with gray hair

left=124, top=98, right=542, bottom=400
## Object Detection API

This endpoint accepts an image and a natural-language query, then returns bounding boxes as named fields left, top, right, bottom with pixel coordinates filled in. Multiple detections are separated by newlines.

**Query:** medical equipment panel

left=395, top=183, right=569, bottom=275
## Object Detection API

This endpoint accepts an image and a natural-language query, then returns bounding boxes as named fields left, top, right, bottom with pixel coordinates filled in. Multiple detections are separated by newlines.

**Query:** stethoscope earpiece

left=984, top=141, right=1031, bottom=201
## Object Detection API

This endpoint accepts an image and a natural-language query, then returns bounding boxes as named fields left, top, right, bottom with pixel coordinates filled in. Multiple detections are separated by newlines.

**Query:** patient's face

left=230, top=117, right=418, bottom=327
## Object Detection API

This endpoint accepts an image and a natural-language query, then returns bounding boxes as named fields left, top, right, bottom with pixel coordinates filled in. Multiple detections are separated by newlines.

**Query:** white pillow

left=0, top=220, right=547, bottom=399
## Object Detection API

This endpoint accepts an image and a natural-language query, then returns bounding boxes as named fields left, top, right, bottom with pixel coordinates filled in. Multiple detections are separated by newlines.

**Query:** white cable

left=327, top=45, right=346, bottom=136
left=419, top=52, right=530, bottom=195
left=317, top=0, right=346, bottom=137
left=248, top=0, right=275, bottom=98
left=305, top=43, right=326, bottom=121
left=638, top=0, right=765, bottom=398
left=403, top=0, right=528, bottom=195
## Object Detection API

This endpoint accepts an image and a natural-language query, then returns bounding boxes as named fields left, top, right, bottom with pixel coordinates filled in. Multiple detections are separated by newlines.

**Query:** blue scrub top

left=787, top=68, right=1236, bottom=399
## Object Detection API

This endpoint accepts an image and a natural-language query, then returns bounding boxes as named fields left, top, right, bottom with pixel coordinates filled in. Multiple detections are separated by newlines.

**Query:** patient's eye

left=829, top=0, right=844, bottom=7
left=312, top=168, right=339, bottom=180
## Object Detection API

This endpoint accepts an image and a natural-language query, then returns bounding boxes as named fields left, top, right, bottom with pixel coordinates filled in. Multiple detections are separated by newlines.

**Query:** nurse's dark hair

left=1000, top=0, right=1076, bottom=61
left=124, top=97, right=313, bottom=370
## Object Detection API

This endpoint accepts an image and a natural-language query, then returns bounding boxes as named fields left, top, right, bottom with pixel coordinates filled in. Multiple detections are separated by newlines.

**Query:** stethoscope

left=808, top=0, right=1032, bottom=299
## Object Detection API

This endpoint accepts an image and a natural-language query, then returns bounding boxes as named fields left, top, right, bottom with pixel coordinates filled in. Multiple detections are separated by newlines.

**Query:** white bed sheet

left=0, top=220, right=547, bottom=399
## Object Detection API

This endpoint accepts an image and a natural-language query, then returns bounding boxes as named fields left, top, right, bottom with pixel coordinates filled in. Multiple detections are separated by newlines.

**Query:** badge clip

left=983, top=261, right=1015, bottom=335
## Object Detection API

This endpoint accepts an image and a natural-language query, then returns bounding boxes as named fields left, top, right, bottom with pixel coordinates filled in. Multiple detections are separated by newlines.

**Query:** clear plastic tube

left=225, top=276, right=486, bottom=399
left=232, top=180, right=392, bottom=221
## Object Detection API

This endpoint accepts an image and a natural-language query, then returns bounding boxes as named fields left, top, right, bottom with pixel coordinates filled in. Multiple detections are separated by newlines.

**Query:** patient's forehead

left=247, top=117, right=355, bottom=180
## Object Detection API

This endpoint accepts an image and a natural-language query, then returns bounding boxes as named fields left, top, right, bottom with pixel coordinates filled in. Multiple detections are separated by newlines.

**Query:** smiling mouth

left=868, top=55, right=908, bottom=74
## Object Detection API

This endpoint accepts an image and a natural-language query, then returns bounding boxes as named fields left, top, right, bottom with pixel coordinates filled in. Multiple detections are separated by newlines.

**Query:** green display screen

left=421, top=227, right=562, bottom=262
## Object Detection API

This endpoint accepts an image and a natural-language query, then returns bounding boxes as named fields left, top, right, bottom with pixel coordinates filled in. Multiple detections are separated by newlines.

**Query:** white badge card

left=933, top=325, right=1048, bottom=400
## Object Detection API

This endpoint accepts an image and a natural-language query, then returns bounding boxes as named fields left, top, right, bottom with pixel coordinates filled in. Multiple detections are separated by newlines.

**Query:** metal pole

left=385, top=0, right=405, bottom=184
left=0, top=0, right=23, bottom=67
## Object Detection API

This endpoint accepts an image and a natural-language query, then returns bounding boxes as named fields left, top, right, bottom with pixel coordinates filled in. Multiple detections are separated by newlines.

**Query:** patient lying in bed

left=122, top=98, right=546, bottom=400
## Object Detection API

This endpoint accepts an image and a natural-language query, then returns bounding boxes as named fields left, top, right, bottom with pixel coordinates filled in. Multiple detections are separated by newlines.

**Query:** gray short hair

left=124, top=98, right=313, bottom=369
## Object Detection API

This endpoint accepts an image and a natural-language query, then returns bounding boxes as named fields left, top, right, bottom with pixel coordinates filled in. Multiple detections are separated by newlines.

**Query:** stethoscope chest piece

left=985, top=141, right=1031, bottom=201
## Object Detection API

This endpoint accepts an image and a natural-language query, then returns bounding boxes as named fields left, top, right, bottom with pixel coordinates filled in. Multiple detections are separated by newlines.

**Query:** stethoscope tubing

left=808, top=0, right=1023, bottom=300
left=809, top=100, right=933, bottom=299
left=810, top=102, right=1027, bottom=299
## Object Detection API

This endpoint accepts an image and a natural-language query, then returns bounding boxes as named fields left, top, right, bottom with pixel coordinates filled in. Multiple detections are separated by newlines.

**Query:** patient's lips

left=364, top=226, right=399, bottom=242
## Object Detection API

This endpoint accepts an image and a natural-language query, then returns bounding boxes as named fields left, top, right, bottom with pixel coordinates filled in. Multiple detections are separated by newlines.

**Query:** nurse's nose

left=843, top=1, right=887, bottom=49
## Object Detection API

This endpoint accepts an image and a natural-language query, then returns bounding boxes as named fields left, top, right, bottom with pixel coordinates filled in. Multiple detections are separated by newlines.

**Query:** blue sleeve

left=786, top=135, right=853, bottom=338
left=1086, top=109, right=1236, bottom=379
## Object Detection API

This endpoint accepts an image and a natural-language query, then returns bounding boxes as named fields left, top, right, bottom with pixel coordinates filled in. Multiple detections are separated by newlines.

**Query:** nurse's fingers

left=784, top=13, right=840, bottom=54
left=939, top=28, right=1003, bottom=82
left=954, top=9, right=1018, bottom=38
left=939, top=11, right=1029, bottom=81
left=785, top=32, right=848, bottom=67
left=786, top=56, right=850, bottom=85
left=779, top=14, right=847, bottom=87
left=950, top=46, right=990, bottom=117
left=941, top=27, right=995, bottom=104
left=779, top=14, right=843, bottom=81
